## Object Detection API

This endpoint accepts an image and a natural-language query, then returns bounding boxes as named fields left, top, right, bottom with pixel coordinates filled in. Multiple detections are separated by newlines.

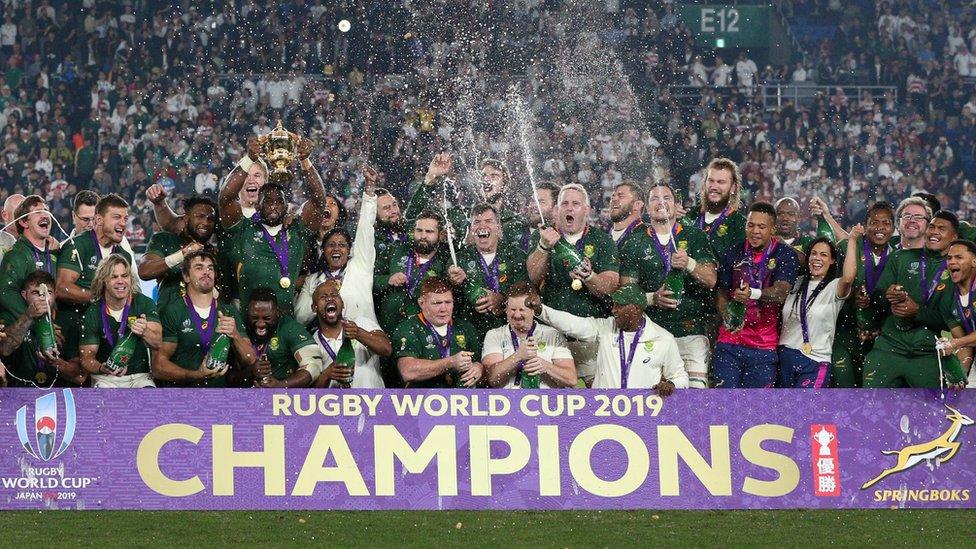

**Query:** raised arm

left=146, top=183, right=185, bottom=234
left=296, top=136, right=328, bottom=229
left=218, top=138, right=261, bottom=228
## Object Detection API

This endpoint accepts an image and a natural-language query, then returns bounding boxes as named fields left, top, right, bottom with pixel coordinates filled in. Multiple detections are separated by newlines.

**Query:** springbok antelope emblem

left=861, top=404, right=974, bottom=489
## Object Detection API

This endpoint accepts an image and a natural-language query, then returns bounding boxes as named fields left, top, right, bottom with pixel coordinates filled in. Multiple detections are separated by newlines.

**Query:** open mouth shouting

left=323, top=301, right=340, bottom=323
left=949, top=264, right=964, bottom=283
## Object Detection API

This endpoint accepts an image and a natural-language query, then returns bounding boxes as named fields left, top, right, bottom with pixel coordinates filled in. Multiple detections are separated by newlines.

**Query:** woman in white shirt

left=778, top=234, right=857, bottom=387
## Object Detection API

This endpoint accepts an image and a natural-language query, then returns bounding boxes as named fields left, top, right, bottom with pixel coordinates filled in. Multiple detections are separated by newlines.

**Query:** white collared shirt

left=481, top=323, right=573, bottom=389
left=538, top=306, right=688, bottom=389
left=312, top=314, right=384, bottom=388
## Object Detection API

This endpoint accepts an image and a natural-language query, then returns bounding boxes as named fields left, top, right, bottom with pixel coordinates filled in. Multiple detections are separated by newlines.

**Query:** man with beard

left=374, top=188, right=408, bottom=257
left=936, top=239, right=976, bottom=387
left=374, top=210, right=448, bottom=335
left=523, top=284, right=687, bottom=392
left=219, top=135, right=328, bottom=313
left=446, top=203, right=528, bottom=342
left=714, top=202, right=799, bottom=388
left=481, top=282, right=577, bottom=389
left=608, top=181, right=645, bottom=249
left=245, top=287, right=324, bottom=388
left=407, top=154, right=528, bottom=246
left=774, top=197, right=815, bottom=260
left=682, top=158, right=747, bottom=257
left=79, top=254, right=161, bottom=388
left=830, top=201, right=896, bottom=387
left=0, top=196, right=58, bottom=317
left=527, top=183, right=619, bottom=385
left=153, top=250, right=255, bottom=387
left=862, top=210, right=967, bottom=388
left=294, top=170, right=378, bottom=325
left=0, top=271, right=86, bottom=387
left=56, top=194, right=134, bottom=366
left=310, top=279, right=391, bottom=388
left=518, top=181, right=559, bottom=253
left=392, top=277, right=484, bottom=388
left=620, top=183, right=717, bottom=389
left=138, top=195, right=217, bottom=308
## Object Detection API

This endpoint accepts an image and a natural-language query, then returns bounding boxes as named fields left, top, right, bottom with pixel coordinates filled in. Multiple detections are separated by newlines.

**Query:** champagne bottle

left=204, top=333, right=231, bottom=371
left=552, top=239, right=585, bottom=279
left=105, top=331, right=138, bottom=374
left=334, top=337, right=356, bottom=387
left=519, top=336, right=540, bottom=389
left=724, top=280, right=747, bottom=332
left=816, top=212, right=834, bottom=240
left=35, top=313, right=57, bottom=356
left=466, top=281, right=487, bottom=306
left=665, top=241, right=688, bottom=305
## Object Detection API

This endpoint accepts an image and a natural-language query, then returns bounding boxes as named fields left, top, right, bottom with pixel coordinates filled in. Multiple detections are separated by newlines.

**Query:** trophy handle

left=255, top=133, right=271, bottom=146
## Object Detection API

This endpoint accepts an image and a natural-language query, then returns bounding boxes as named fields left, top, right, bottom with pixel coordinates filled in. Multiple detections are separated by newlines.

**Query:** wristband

left=685, top=257, right=698, bottom=272
left=749, top=288, right=762, bottom=300
left=645, top=292, right=656, bottom=307
left=584, top=271, right=595, bottom=282
left=164, top=250, right=185, bottom=269
left=537, top=243, right=551, bottom=253
left=237, top=155, right=254, bottom=173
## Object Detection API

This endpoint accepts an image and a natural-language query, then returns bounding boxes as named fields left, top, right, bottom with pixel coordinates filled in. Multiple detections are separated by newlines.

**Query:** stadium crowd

left=0, top=1, right=975, bottom=391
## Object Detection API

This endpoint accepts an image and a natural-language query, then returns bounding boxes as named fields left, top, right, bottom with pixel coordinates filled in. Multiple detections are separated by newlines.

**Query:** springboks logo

left=861, top=404, right=974, bottom=489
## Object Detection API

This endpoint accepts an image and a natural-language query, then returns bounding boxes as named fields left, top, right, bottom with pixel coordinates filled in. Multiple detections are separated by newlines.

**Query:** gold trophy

left=257, top=121, right=298, bottom=183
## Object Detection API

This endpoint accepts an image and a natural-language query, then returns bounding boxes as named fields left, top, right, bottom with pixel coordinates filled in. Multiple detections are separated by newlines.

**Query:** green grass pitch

left=0, top=510, right=973, bottom=546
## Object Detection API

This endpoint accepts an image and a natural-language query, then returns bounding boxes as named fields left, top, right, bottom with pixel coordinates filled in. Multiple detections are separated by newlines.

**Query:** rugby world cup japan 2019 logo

left=15, top=390, right=77, bottom=461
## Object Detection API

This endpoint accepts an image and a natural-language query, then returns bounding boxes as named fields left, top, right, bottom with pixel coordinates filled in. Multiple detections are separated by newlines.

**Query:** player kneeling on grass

left=79, top=254, right=161, bottom=388
left=777, top=236, right=855, bottom=388
left=481, top=282, right=577, bottom=388
left=311, top=279, right=392, bottom=388
left=393, top=277, right=484, bottom=388
left=246, top=287, right=324, bottom=388
left=524, top=283, right=687, bottom=393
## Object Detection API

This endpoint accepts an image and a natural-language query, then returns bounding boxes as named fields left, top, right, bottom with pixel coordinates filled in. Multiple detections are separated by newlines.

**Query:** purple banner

left=1, top=389, right=975, bottom=510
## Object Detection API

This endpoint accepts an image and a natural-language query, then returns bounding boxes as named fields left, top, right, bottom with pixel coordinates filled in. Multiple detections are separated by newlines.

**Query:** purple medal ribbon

left=476, top=252, right=501, bottom=293
left=260, top=224, right=290, bottom=281
left=324, top=268, right=345, bottom=281
left=743, top=239, right=779, bottom=288
left=90, top=231, right=118, bottom=261
left=101, top=298, right=132, bottom=347
left=919, top=250, right=947, bottom=304
left=316, top=330, right=341, bottom=362
left=799, top=278, right=830, bottom=350
left=184, top=296, right=217, bottom=352
left=616, top=317, right=646, bottom=389
left=420, top=314, right=453, bottom=359
left=697, top=207, right=730, bottom=236
left=613, top=219, right=642, bottom=247
left=405, top=250, right=435, bottom=297
left=862, top=238, right=889, bottom=294
left=253, top=342, right=268, bottom=359
left=955, top=278, right=976, bottom=334
left=650, top=224, right=679, bottom=274
left=30, top=242, right=53, bottom=275
left=510, top=322, right=537, bottom=385
left=520, top=229, right=531, bottom=253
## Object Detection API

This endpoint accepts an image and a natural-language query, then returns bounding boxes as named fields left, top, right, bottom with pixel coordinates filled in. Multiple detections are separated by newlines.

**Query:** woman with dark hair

left=777, top=233, right=857, bottom=388
left=294, top=177, right=377, bottom=326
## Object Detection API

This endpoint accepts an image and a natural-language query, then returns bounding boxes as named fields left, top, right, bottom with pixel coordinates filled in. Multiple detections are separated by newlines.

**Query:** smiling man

left=374, top=210, right=448, bottom=336
left=714, top=202, right=799, bottom=388
left=0, top=195, right=58, bottom=317
left=527, top=183, right=619, bottom=385
left=936, top=239, right=976, bottom=387
left=682, top=158, right=747, bottom=258
left=138, top=195, right=217, bottom=308
left=863, top=210, right=968, bottom=388
left=56, top=193, right=134, bottom=366
left=79, top=254, right=161, bottom=388
left=374, top=188, right=407, bottom=257
left=608, top=181, right=645, bottom=249
left=245, top=287, right=324, bottom=388
left=447, top=203, right=528, bottom=342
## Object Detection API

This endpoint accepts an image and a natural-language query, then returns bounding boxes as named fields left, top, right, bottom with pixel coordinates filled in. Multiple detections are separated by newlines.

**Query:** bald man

left=0, top=193, right=25, bottom=262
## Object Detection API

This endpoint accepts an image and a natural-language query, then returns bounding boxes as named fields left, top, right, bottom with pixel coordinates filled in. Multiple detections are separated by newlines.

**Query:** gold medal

left=802, top=342, right=812, bottom=355
left=280, top=276, right=291, bottom=289
left=35, top=372, right=47, bottom=384
left=571, top=279, right=583, bottom=291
